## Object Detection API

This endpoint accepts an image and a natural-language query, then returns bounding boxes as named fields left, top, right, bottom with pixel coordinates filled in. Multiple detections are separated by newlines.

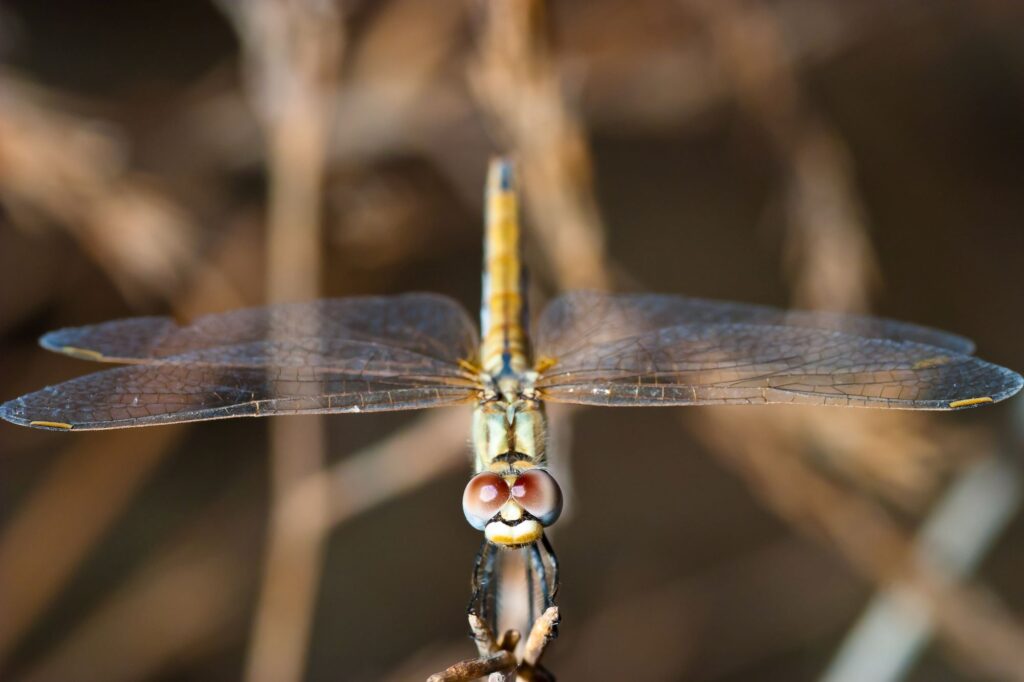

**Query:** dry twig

left=14, top=475, right=263, bottom=682
left=0, top=71, right=249, bottom=665
left=677, top=2, right=1024, bottom=678
left=0, top=428, right=184, bottom=666
left=215, top=2, right=342, bottom=682
left=428, top=608, right=559, bottom=682
left=0, top=72, right=199, bottom=303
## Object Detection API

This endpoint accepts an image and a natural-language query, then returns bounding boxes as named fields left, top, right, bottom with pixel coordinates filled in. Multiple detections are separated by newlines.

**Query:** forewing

left=536, top=292, right=976, bottom=359
left=0, top=362, right=478, bottom=430
left=3, top=294, right=482, bottom=430
left=39, top=294, right=479, bottom=369
left=535, top=294, right=1022, bottom=410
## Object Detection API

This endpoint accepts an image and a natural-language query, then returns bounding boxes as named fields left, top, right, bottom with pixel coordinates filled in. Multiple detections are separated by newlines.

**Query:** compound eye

left=463, top=472, right=511, bottom=530
left=510, top=469, right=563, bottom=526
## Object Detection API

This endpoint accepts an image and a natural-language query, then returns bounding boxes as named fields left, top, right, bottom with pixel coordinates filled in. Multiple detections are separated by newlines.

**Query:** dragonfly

left=2, top=158, right=1021, bottom=632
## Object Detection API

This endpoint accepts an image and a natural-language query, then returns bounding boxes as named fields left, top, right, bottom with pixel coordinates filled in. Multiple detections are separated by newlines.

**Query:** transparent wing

left=0, top=363, right=478, bottom=430
left=536, top=292, right=976, bottom=358
left=39, top=294, right=478, bottom=370
left=2, top=294, right=482, bottom=430
left=535, top=293, right=1022, bottom=410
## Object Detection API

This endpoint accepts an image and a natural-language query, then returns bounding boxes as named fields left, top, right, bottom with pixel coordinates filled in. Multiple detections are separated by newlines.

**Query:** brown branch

left=426, top=650, right=517, bottom=682
left=428, top=608, right=559, bottom=682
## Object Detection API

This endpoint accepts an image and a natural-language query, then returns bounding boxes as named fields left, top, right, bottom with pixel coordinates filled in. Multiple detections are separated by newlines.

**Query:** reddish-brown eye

left=510, top=469, right=563, bottom=526
left=463, top=473, right=511, bottom=530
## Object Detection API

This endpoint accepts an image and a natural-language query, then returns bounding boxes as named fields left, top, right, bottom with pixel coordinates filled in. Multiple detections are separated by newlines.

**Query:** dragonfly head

left=462, top=468, right=563, bottom=547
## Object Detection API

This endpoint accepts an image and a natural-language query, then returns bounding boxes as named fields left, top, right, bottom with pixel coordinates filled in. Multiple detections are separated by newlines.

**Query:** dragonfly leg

left=467, top=539, right=501, bottom=634
left=483, top=543, right=500, bottom=634
left=467, top=540, right=490, bottom=616
left=468, top=537, right=560, bottom=637
left=528, top=541, right=548, bottom=616
left=526, top=545, right=536, bottom=626
left=541, top=532, right=560, bottom=606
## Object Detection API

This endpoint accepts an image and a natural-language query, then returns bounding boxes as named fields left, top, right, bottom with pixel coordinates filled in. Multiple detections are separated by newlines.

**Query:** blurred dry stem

left=0, top=70, right=248, bottom=672
left=17, top=481, right=261, bottom=682
left=681, top=1, right=1024, bottom=678
left=823, top=454, right=1024, bottom=682
left=686, top=0, right=879, bottom=314
left=270, top=407, right=470, bottom=542
left=0, top=428, right=183, bottom=666
left=697, top=417, right=1024, bottom=681
left=319, top=407, right=469, bottom=526
left=684, top=0, right=944, bottom=507
left=0, top=73, right=199, bottom=303
left=215, top=1, right=342, bottom=681
left=557, top=539, right=858, bottom=680
left=471, top=0, right=609, bottom=291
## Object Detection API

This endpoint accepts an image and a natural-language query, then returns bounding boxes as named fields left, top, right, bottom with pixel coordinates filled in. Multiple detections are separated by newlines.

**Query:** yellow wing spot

left=949, top=396, right=993, bottom=409
left=62, top=346, right=106, bottom=361
left=534, top=357, right=557, bottom=374
left=913, top=356, right=951, bottom=369
left=30, top=420, right=73, bottom=430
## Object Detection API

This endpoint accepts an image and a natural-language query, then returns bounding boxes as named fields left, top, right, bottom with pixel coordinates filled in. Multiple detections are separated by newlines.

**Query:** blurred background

left=0, top=0, right=1023, bottom=680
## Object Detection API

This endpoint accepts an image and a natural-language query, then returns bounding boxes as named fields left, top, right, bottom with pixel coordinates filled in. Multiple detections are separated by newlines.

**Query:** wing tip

left=947, top=368, right=1024, bottom=410
left=948, top=396, right=994, bottom=409
left=1, top=397, right=69, bottom=430
left=39, top=330, right=66, bottom=353
left=39, top=330, right=106, bottom=360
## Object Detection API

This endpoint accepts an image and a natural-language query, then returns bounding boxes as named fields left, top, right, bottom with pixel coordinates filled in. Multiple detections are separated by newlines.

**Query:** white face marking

left=485, top=519, right=543, bottom=546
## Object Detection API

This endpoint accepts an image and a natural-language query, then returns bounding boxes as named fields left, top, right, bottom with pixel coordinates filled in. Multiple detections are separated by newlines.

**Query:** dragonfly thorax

left=467, top=387, right=558, bottom=546
left=471, top=393, right=546, bottom=473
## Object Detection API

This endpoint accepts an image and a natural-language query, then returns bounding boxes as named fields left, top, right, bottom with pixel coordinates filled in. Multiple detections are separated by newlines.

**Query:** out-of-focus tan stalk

left=0, top=429, right=182, bottom=665
left=699, top=415, right=1024, bottom=680
left=12, top=407, right=468, bottom=682
left=0, top=72, right=199, bottom=304
left=471, top=0, right=609, bottom=292
left=686, top=0, right=879, bottom=315
left=215, top=2, right=342, bottom=682
left=0, top=77, right=245, bottom=666
left=16, top=480, right=262, bottom=682
left=683, top=1, right=1024, bottom=678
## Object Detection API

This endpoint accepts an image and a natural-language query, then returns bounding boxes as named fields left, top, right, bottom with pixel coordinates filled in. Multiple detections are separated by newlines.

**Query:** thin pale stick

left=218, top=2, right=343, bottom=682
